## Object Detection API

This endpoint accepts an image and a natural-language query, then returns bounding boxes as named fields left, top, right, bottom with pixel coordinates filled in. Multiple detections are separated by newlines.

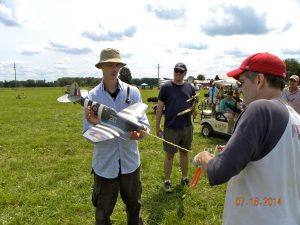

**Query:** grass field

left=0, top=87, right=228, bottom=225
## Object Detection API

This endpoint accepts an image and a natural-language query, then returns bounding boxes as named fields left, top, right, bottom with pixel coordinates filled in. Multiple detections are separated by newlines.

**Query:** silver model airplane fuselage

left=57, top=82, right=148, bottom=143
left=82, top=98, right=146, bottom=134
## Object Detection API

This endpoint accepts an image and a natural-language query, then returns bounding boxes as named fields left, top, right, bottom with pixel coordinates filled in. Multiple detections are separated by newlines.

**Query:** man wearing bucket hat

left=193, top=53, right=300, bottom=224
left=282, top=74, right=300, bottom=114
left=83, top=48, right=150, bottom=225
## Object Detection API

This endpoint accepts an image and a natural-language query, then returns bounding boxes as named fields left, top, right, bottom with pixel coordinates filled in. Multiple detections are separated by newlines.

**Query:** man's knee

left=179, top=150, right=188, bottom=158
left=165, top=152, right=174, bottom=161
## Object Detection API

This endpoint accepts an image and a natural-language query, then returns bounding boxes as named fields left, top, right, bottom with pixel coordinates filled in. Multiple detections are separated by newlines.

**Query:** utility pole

left=14, top=62, right=17, bottom=88
left=157, top=63, right=160, bottom=85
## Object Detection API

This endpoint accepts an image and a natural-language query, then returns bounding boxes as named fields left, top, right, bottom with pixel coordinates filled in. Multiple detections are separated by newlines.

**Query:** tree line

left=0, top=77, right=161, bottom=88
left=1, top=58, right=299, bottom=88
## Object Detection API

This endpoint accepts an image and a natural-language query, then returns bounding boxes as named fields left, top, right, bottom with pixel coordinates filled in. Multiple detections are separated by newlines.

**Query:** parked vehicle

left=197, top=101, right=232, bottom=138
left=147, top=97, right=165, bottom=113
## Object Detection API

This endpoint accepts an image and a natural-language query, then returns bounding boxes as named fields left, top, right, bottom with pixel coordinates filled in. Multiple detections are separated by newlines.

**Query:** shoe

left=181, top=177, right=189, bottom=186
left=164, top=181, right=171, bottom=194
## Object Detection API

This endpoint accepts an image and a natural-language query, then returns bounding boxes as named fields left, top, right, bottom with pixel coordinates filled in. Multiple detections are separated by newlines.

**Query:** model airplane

left=57, top=82, right=148, bottom=143
left=177, top=93, right=199, bottom=116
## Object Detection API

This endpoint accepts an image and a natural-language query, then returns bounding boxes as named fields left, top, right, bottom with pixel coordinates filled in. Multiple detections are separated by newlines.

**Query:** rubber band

left=190, top=167, right=202, bottom=190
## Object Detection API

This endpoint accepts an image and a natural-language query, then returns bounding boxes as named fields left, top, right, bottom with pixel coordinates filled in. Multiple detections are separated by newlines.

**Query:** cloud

left=145, top=4, right=185, bottom=20
left=16, top=45, right=43, bottom=56
left=281, top=22, right=293, bottom=32
left=281, top=48, right=300, bottom=55
left=47, top=41, right=92, bottom=55
left=179, top=42, right=208, bottom=50
left=121, top=53, right=133, bottom=59
left=53, top=63, right=71, bottom=70
left=201, top=4, right=271, bottom=36
left=0, top=0, right=21, bottom=27
left=82, top=26, right=137, bottom=42
left=224, top=48, right=248, bottom=58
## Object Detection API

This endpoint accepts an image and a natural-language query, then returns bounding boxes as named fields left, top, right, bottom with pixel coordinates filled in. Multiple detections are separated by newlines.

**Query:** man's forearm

left=156, top=110, right=162, bottom=128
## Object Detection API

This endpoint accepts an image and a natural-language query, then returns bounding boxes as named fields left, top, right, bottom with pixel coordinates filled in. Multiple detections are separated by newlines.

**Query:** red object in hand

left=190, top=167, right=202, bottom=190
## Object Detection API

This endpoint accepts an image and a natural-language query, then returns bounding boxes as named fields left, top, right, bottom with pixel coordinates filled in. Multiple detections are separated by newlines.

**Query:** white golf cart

left=198, top=101, right=232, bottom=138
left=197, top=78, right=243, bottom=138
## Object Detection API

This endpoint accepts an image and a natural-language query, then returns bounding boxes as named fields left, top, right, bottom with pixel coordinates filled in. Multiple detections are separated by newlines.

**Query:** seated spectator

left=219, top=91, right=240, bottom=133
left=233, top=90, right=245, bottom=113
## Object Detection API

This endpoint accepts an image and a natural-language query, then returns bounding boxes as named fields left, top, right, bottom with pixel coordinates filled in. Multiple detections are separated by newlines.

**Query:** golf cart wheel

left=202, top=124, right=213, bottom=137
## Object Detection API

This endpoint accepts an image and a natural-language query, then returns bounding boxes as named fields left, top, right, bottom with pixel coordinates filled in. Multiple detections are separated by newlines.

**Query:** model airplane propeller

left=57, top=82, right=148, bottom=143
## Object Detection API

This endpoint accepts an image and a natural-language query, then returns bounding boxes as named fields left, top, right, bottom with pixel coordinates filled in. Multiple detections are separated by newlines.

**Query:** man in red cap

left=194, top=53, right=300, bottom=224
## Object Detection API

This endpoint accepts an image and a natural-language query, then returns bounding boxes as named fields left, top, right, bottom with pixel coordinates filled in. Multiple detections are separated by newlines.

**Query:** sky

left=1, top=0, right=300, bottom=82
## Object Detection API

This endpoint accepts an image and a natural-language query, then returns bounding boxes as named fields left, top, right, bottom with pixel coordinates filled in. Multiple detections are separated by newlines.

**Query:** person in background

left=194, top=52, right=300, bottom=225
left=156, top=62, right=196, bottom=194
left=233, top=89, right=244, bottom=112
left=207, top=82, right=219, bottom=114
left=217, top=85, right=225, bottom=100
left=84, top=48, right=150, bottom=225
left=282, top=74, right=300, bottom=114
left=219, top=90, right=238, bottom=133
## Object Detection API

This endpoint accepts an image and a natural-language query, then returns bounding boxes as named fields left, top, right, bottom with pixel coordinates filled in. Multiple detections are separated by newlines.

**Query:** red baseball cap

left=227, top=53, right=286, bottom=80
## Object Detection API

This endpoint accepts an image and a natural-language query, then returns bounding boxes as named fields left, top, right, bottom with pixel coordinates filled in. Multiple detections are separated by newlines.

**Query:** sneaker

left=164, top=181, right=171, bottom=194
left=181, top=177, right=189, bottom=186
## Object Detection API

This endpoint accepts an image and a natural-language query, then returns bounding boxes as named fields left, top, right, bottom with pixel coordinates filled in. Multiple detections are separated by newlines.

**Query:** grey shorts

left=163, top=126, right=193, bottom=154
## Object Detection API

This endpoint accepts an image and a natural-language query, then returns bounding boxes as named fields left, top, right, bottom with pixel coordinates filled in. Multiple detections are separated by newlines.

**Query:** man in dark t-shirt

left=156, top=62, right=196, bottom=193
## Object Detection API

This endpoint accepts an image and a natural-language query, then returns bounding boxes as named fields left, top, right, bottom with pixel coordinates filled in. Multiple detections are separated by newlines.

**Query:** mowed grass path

left=0, top=87, right=227, bottom=225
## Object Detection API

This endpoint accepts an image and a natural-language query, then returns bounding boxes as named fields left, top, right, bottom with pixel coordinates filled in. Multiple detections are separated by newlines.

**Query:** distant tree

left=284, top=58, right=300, bottom=80
left=26, top=79, right=36, bottom=87
left=119, top=67, right=132, bottom=84
left=132, top=78, right=141, bottom=86
left=214, top=75, right=220, bottom=80
left=140, top=78, right=157, bottom=86
left=197, top=74, right=205, bottom=80
left=36, top=80, right=46, bottom=87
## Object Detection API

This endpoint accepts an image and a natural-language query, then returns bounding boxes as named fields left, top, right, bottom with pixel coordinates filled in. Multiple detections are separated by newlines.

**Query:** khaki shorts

left=163, top=126, right=193, bottom=154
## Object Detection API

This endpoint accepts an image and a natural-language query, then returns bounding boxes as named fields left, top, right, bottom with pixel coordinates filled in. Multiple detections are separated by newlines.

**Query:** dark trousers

left=92, top=167, right=143, bottom=225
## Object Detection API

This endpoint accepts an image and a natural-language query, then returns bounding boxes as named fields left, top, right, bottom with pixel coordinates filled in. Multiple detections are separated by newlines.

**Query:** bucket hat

left=95, top=48, right=126, bottom=69
left=289, top=75, right=299, bottom=82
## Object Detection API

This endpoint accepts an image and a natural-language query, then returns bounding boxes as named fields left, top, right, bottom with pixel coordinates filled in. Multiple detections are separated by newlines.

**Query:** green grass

left=0, top=87, right=228, bottom=225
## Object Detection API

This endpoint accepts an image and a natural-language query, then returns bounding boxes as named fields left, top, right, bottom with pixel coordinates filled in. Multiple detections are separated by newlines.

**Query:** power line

left=14, top=62, right=17, bottom=88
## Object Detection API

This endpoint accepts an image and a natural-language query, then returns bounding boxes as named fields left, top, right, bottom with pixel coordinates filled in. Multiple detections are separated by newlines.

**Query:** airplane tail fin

left=69, top=82, right=81, bottom=98
left=57, top=82, right=87, bottom=103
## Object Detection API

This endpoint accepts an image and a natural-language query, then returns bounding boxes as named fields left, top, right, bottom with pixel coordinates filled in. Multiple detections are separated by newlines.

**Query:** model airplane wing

left=118, top=103, right=148, bottom=121
left=118, top=103, right=148, bottom=120
left=177, top=108, right=193, bottom=116
left=83, top=124, right=120, bottom=143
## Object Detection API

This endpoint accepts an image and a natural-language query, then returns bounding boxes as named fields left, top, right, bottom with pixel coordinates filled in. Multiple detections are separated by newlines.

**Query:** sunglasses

left=236, top=80, right=244, bottom=88
left=174, top=68, right=185, bottom=74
